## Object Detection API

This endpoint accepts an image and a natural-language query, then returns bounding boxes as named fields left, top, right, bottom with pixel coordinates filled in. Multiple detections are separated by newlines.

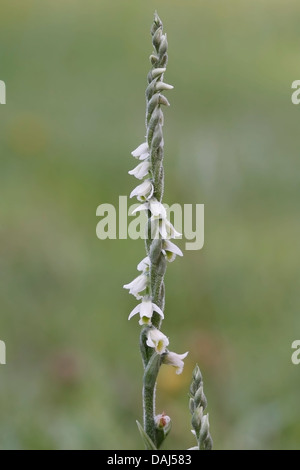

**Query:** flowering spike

left=124, top=13, right=190, bottom=450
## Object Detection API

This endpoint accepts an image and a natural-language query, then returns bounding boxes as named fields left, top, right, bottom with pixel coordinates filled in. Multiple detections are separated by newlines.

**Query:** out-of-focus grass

left=1, top=0, right=300, bottom=449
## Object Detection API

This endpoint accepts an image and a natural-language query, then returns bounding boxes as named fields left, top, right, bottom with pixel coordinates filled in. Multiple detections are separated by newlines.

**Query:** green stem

left=140, top=12, right=172, bottom=448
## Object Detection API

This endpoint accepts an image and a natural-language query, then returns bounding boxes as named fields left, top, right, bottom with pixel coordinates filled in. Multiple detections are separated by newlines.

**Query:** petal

left=140, top=300, right=153, bottom=319
left=131, top=203, right=149, bottom=215
left=152, top=303, right=164, bottom=318
left=130, top=180, right=153, bottom=199
left=159, top=219, right=168, bottom=239
left=123, top=280, right=135, bottom=289
left=163, top=351, right=189, bottom=374
left=178, top=352, right=189, bottom=360
left=128, top=161, right=150, bottom=180
left=123, top=274, right=148, bottom=298
left=137, top=256, right=150, bottom=272
left=138, top=182, right=154, bottom=202
left=139, top=151, right=150, bottom=161
left=149, top=199, right=167, bottom=218
left=131, top=142, right=148, bottom=158
left=163, top=240, right=183, bottom=257
left=128, top=304, right=141, bottom=320
left=146, top=337, right=155, bottom=348
left=161, top=219, right=182, bottom=239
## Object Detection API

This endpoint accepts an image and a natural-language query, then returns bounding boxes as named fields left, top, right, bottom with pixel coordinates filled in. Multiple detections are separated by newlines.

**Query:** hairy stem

left=141, top=12, right=171, bottom=446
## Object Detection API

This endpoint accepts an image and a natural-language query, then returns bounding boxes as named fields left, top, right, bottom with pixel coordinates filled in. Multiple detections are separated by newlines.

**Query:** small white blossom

left=146, top=329, right=169, bottom=354
left=131, top=142, right=149, bottom=160
left=123, top=273, right=148, bottom=299
left=128, top=298, right=164, bottom=325
left=130, top=180, right=154, bottom=202
left=162, top=351, right=188, bottom=375
left=156, top=218, right=182, bottom=239
left=128, top=161, right=151, bottom=180
left=137, top=256, right=150, bottom=272
left=132, top=197, right=167, bottom=219
left=162, top=240, right=183, bottom=262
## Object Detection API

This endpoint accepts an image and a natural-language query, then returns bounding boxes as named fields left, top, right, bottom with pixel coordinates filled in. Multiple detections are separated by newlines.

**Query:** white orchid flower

left=146, top=328, right=169, bottom=354
left=130, top=180, right=154, bottom=202
left=150, top=218, right=181, bottom=240
left=131, top=142, right=150, bottom=161
left=132, top=197, right=167, bottom=219
left=162, top=351, right=188, bottom=375
left=123, top=273, right=148, bottom=299
left=128, top=298, right=164, bottom=325
left=137, top=256, right=150, bottom=272
left=162, top=239, right=183, bottom=262
left=158, top=218, right=182, bottom=239
left=128, top=161, right=151, bottom=180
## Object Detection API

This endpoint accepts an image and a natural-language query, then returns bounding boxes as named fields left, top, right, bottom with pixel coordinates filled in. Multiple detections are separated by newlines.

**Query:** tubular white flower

left=128, top=298, right=164, bottom=325
left=146, top=328, right=169, bottom=354
left=128, top=161, right=151, bottom=180
left=132, top=197, right=167, bottom=219
left=137, top=256, right=150, bottom=272
left=131, top=142, right=150, bottom=160
left=123, top=273, right=148, bottom=299
left=130, top=180, right=154, bottom=202
left=162, top=240, right=183, bottom=262
left=158, top=218, right=182, bottom=239
left=162, top=351, right=189, bottom=375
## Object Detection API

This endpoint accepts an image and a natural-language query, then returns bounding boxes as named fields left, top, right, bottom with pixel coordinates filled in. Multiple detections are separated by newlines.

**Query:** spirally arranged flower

left=137, top=256, right=150, bottom=272
left=162, top=239, right=183, bottom=262
left=130, top=179, right=154, bottom=201
left=162, top=351, right=189, bottom=375
left=128, top=298, right=164, bottom=325
left=128, top=160, right=151, bottom=180
left=131, top=142, right=150, bottom=160
left=132, top=197, right=167, bottom=218
left=146, top=328, right=169, bottom=354
left=163, top=352, right=188, bottom=375
left=123, top=273, right=148, bottom=299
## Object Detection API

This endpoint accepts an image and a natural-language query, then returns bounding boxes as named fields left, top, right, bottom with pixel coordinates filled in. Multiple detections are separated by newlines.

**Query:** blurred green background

left=1, top=0, right=300, bottom=450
